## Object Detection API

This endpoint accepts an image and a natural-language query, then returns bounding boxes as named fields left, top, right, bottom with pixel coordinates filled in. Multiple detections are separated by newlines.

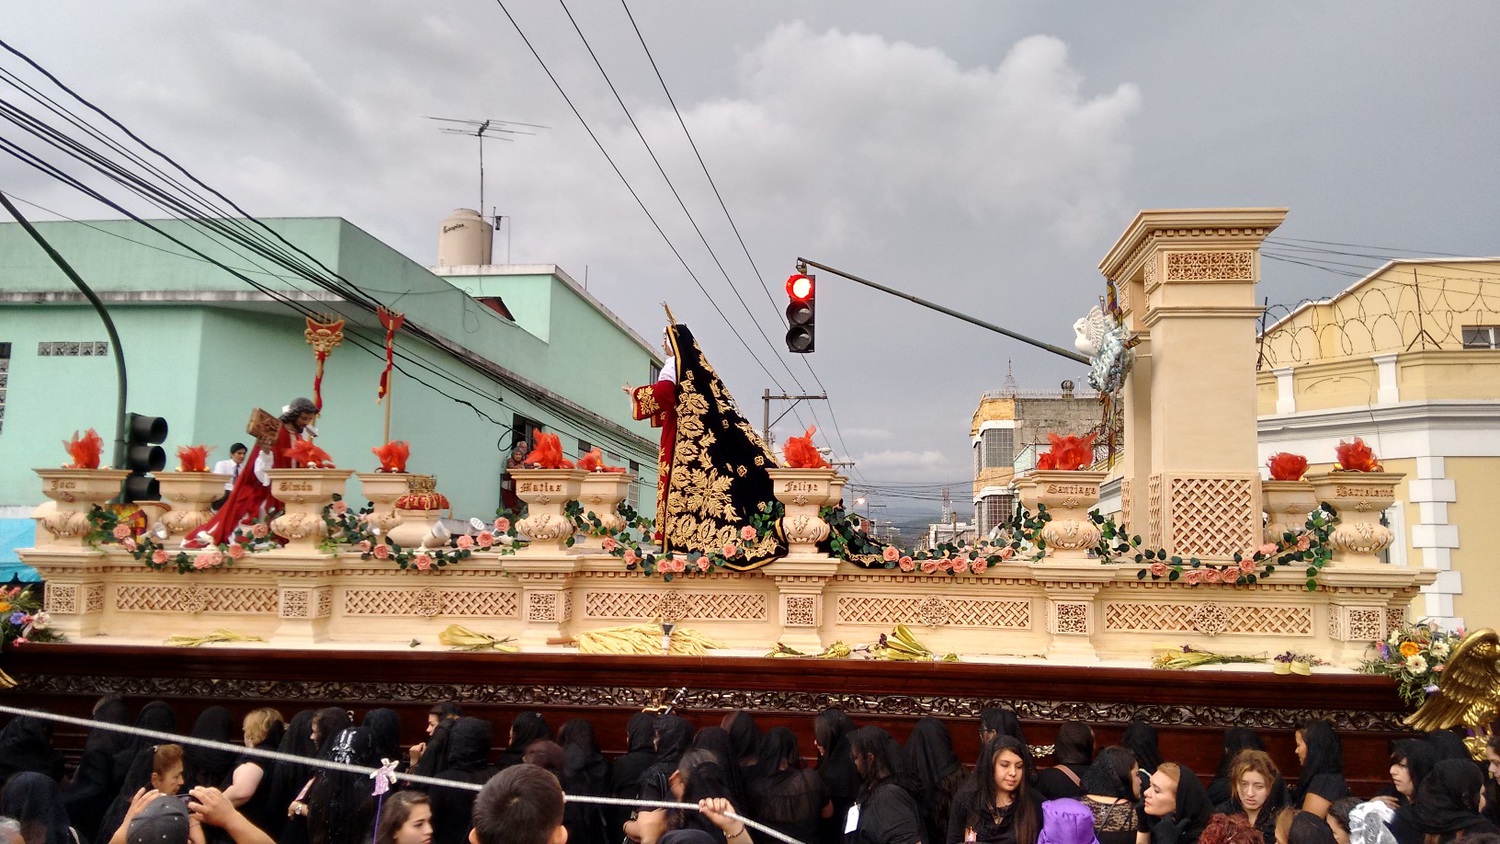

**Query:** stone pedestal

left=771, top=558, right=841, bottom=652
left=35, top=468, right=129, bottom=546
left=1262, top=480, right=1316, bottom=544
left=768, top=468, right=838, bottom=561
left=26, top=549, right=108, bottom=638
left=263, top=554, right=339, bottom=644
left=355, top=472, right=409, bottom=535
left=574, top=473, right=633, bottom=552
left=1307, top=471, right=1402, bottom=566
left=512, top=469, right=587, bottom=556
left=500, top=555, right=579, bottom=647
left=1032, top=470, right=1107, bottom=563
left=1030, top=563, right=1116, bottom=663
left=265, top=469, right=352, bottom=552
left=157, top=472, right=232, bottom=538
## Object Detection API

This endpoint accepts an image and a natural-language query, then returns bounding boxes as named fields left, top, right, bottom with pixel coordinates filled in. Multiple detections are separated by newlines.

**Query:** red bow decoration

left=176, top=445, right=213, bottom=473
left=1037, top=432, right=1098, bottom=471
left=377, top=307, right=405, bottom=403
left=372, top=441, right=410, bottom=473
left=578, top=447, right=626, bottom=473
left=782, top=426, right=831, bottom=469
left=1266, top=452, right=1308, bottom=481
left=63, top=429, right=104, bottom=469
left=523, top=432, right=575, bottom=469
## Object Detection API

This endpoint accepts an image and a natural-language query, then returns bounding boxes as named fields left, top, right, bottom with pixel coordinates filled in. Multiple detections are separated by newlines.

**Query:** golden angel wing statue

left=1404, top=628, right=1500, bottom=758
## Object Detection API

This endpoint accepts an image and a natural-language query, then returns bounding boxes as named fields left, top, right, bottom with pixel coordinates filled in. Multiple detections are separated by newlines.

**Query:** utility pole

left=761, top=389, right=828, bottom=447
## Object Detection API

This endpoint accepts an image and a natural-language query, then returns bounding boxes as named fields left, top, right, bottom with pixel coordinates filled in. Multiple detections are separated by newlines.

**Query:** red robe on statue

left=631, top=379, right=676, bottom=540
left=189, top=425, right=305, bottom=546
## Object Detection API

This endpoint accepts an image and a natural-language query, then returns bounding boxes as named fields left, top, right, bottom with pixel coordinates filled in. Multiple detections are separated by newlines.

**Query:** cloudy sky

left=3, top=2, right=1497, bottom=516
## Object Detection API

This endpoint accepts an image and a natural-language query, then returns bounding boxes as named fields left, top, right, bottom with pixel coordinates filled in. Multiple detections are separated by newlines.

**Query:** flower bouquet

left=1359, top=619, right=1463, bottom=706
left=0, top=586, right=65, bottom=687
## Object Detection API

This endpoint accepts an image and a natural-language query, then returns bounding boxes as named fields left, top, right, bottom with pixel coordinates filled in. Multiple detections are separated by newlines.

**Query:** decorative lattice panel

left=1148, top=474, right=1164, bottom=547
left=1120, top=478, right=1133, bottom=534
left=343, top=589, right=519, bottom=618
left=1168, top=476, right=1256, bottom=558
left=783, top=595, right=817, bottom=627
left=1051, top=602, right=1091, bottom=635
left=1346, top=607, right=1384, bottom=641
left=46, top=584, right=78, bottom=614
left=835, top=595, right=1029, bottom=628
left=115, top=585, right=277, bottom=614
left=1164, top=250, right=1254, bottom=281
left=86, top=584, right=106, bottom=613
left=582, top=591, right=767, bottom=621
left=528, top=591, right=558, bottom=623
left=1104, top=602, right=1312, bottom=635
left=1386, top=607, right=1404, bottom=636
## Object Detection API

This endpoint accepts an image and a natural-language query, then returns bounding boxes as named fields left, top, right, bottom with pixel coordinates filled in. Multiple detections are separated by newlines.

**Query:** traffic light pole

left=795, top=257, right=1090, bottom=365
left=0, top=191, right=129, bottom=469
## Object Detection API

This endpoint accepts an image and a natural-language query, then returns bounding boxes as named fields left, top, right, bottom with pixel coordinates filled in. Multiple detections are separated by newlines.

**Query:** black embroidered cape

left=662, top=323, right=787, bottom=570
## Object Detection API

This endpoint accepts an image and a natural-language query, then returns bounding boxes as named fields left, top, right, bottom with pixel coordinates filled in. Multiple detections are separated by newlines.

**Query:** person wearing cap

left=112, top=788, right=273, bottom=844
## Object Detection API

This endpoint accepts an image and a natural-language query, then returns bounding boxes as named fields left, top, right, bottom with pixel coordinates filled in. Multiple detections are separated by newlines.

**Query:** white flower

left=1388, top=629, right=1404, bottom=646
left=29, top=612, right=51, bottom=631
left=1431, top=641, right=1451, bottom=659
left=1405, top=654, right=1429, bottom=673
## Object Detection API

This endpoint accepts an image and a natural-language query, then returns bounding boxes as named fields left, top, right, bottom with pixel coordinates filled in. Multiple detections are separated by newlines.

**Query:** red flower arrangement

left=1266, top=452, right=1308, bottom=481
left=372, top=441, right=410, bottom=473
left=782, top=426, right=831, bottom=469
left=578, top=447, right=626, bottom=473
left=523, top=432, right=575, bottom=469
left=1335, top=437, right=1383, bottom=472
left=176, top=445, right=212, bottom=473
left=63, top=429, right=104, bottom=469
left=1036, top=432, right=1098, bottom=471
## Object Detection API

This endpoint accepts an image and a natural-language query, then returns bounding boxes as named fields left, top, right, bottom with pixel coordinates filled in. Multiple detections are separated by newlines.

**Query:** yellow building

left=1256, top=258, right=1500, bottom=629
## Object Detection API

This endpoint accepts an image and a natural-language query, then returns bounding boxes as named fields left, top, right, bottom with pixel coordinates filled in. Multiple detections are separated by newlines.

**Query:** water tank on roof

left=437, top=208, right=493, bottom=267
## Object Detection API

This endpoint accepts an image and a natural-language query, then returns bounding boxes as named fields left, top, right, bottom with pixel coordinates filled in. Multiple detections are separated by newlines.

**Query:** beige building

left=1255, top=258, right=1500, bottom=630
left=970, top=380, right=1103, bottom=536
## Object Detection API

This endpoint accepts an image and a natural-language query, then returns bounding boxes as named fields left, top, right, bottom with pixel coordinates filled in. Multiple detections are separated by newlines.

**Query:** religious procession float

left=9, top=208, right=1490, bottom=790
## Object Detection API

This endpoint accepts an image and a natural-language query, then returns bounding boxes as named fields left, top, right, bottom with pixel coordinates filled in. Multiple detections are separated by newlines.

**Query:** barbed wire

left=0, top=704, right=805, bottom=844
left=1257, top=274, right=1500, bottom=369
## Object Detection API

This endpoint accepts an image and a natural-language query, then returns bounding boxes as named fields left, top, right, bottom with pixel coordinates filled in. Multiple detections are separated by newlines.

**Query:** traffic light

left=785, top=273, right=815, bottom=353
left=123, top=412, right=168, bottom=501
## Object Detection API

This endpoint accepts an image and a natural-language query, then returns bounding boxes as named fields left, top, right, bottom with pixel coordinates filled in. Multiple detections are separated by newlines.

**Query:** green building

left=0, top=215, right=662, bottom=579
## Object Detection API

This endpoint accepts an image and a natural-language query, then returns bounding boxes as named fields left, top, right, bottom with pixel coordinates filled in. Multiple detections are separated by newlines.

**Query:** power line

left=488, top=0, right=794, bottom=401
left=614, top=0, right=863, bottom=480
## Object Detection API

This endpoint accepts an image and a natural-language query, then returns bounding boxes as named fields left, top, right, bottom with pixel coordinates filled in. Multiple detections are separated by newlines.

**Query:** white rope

left=0, top=704, right=807, bottom=844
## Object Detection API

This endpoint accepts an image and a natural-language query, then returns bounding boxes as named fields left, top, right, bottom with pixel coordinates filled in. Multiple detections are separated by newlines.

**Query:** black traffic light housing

left=123, top=412, right=168, bottom=501
left=785, top=273, right=815, bottom=353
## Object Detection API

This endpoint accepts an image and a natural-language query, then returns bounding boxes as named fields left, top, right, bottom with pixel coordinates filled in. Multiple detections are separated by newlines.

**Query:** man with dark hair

left=469, top=764, right=567, bottom=844
left=211, top=443, right=248, bottom=510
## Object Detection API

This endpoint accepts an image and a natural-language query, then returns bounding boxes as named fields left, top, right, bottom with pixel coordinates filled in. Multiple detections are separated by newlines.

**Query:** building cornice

left=1258, top=400, right=1500, bottom=439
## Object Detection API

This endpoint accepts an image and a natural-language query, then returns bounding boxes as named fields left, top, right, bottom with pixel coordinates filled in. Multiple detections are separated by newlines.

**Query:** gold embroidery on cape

left=659, top=333, right=780, bottom=565
left=633, top=386, right=660, bottom=418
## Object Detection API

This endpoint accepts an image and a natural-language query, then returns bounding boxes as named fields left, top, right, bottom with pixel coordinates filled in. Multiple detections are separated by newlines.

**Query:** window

left=577, top=439, right=593, bottom=457
left=648, top=363, right=661, bottom=384
left=511, top=414, right=542, bottom=452
left=1462, top=326, right=1500, bottom=349
left=981, top=428, right=1013, bottom=469
left=628, top=460, right=641, bottom=510
left=975, top=493, right=1014, bottom=536
left=973, top=442, right=982, bottom=476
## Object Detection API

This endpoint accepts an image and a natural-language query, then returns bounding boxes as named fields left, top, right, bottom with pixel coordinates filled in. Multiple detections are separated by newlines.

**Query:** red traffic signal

left=786, top=273, right=814, bottom=301
left=785, top=273, right=815, bottom=353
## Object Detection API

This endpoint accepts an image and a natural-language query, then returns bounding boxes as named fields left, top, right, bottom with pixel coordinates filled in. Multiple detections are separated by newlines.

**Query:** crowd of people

left=3, top=699, right=1500, bottom=844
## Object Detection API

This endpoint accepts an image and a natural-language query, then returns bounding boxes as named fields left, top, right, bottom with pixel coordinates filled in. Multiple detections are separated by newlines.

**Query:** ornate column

left=1099, top=209, right=1288, bottom=560
left=766, top=469, right=843, bottom=651
left=22, top=550, right=109, bottom=639
left=265, top=554, right=338, bottom=644
left=501, top=554, right=580, bottom=648
left=264, top=469, right=353, bottom=551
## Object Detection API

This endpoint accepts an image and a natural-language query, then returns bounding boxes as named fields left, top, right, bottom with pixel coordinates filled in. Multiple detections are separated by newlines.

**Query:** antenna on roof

left=426, top=117, right=548, bottom=213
